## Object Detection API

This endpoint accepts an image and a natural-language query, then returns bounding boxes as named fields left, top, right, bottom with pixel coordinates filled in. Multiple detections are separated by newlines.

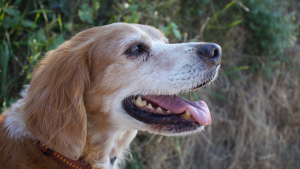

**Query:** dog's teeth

left=166, top=110, right=171, bottom=113
left=141, top=100, right=147, bottom=106
left=183, top=110, right=191, bottom=120
left=147, top=103, right=153, bottom=109
left=134, top=96, right=147, bottom=106
left=183, top=114, right=190, bottom=120
left=135, top=96, right=143, bottom=106
left=156, top=107, right=163, bottom=112
left=186, top=110, right=191, bottom=116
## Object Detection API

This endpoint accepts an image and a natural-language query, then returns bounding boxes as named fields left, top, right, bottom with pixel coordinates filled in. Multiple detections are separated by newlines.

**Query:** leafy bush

left=245, top=0, right=297, bottom=55
left=243, top=0, right=298, bottom=73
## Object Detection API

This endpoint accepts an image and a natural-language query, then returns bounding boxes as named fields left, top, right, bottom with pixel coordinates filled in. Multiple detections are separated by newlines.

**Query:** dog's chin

left=122, top=78, right=215, bottom=135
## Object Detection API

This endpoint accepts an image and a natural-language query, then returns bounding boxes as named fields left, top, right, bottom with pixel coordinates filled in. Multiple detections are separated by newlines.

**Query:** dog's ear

left=24, top=37, right=92, bottom=160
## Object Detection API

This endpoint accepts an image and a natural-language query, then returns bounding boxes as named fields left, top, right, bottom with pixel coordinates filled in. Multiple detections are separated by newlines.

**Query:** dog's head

left=23, top=23, right=221, bottom=160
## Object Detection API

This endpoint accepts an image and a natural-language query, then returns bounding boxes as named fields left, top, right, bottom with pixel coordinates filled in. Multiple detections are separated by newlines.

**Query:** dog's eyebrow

left=149, top=31, right=168, bottom=43
left=124, top=38, right=152, bottom=50
left=122, top=29, right=154, bottom=49
left=131, top=24, right=168, bottom=43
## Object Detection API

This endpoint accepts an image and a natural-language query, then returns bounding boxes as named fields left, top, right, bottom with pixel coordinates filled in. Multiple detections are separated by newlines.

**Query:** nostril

left=213, top=48, right=219, bottom=58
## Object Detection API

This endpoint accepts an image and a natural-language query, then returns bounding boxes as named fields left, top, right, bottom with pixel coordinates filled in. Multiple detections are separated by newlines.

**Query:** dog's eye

left=126, top=44, right=146, bottom=56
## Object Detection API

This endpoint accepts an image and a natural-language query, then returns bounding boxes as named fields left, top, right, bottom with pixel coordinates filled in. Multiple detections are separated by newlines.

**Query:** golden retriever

left=0, top=23, right=221, bottom=169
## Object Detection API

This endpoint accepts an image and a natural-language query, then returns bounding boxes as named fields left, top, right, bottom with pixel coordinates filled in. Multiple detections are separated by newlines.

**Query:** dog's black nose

left=197, top=43, right=222, bottom=66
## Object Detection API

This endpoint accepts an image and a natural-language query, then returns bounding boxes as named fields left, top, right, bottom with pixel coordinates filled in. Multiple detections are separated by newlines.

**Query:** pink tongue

left=144, top=95, right=211, bottom=126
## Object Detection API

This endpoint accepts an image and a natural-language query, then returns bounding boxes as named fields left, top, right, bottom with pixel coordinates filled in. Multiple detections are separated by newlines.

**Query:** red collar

left=38, top=141, right=90, bottom=169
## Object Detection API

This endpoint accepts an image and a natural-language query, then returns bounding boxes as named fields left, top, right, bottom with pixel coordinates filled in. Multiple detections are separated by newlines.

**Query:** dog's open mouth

left=122, top=70, right=219, bottom=133
left=123, top=94, right=211, bottom=133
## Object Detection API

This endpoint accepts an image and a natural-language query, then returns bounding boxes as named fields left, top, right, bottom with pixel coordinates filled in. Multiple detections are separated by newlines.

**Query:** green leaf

left=93, top=1, right=101, bottom=11
left=2, top=15, right=21, bottom=28
left=37, top=30, right=46, bottom=43
left=3, top=7, right=20, bottom=16
left=49, top=34, right=65, bottom=50
left=64, top=22, right=73, bottom=31
left=172, top=28, right=181, bottom=40
left=170, top=22, right=178, bottom=29
left=160, top=26, right=171, bottom=35
left=170, top=22, right=181, bottom=40
left=226, top=19, right=244, bottom=28
left=78, top=4, right=94, bottom=24
left=128, top=5, right=139, bottom=13
left=21, top=20, right=34, bottom=27
left=124, top=13, right=141, bottom=23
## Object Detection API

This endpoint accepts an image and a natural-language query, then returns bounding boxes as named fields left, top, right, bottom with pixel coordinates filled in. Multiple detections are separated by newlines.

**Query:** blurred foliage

left=245, top=0, right=297, bottom=56
left=244, top=0, right=298, bottom=74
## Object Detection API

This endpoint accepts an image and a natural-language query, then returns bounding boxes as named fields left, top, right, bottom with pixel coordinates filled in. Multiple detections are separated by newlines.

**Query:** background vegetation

left=1, top=0, right=299, bottom=168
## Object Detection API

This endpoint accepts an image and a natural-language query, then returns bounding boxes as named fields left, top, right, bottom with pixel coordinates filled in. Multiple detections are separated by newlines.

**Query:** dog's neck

left=81, top=95, right=138, bottom=168
left=82, top=121, right=137, bottom=168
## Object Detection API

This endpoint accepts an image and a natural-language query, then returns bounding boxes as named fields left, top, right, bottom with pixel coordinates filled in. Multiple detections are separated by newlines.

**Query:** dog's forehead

left=104, top=23, right=168, bottom=44
left=130, top=24, right=168, bottom=42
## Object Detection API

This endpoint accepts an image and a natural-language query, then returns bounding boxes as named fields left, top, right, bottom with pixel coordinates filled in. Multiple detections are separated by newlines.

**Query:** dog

left=0, top=23, right=221, bottom=169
